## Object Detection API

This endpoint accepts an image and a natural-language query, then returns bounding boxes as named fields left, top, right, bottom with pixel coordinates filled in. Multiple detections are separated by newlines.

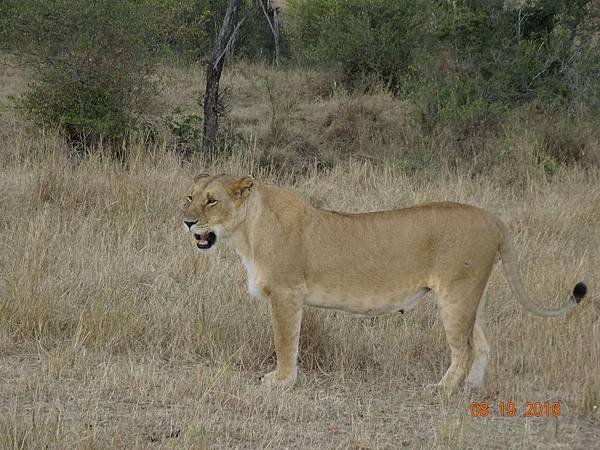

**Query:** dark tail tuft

left=572, top=282, right=587, bottom=304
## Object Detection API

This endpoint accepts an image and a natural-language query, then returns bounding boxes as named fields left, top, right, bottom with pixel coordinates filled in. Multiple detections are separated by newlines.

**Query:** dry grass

left=1, top=57, right=600, bottom=449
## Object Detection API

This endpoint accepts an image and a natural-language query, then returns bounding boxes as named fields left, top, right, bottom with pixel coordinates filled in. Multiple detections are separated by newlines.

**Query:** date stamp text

left=470, top=401, right=561, bottom=417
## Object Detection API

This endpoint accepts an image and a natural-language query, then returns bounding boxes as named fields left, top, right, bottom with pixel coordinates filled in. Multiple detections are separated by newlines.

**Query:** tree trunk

left=273, top=6, right=281, bottom=66
left=259, top=0, right=281, bottom=66
left=202, top=0, right=242, bottom=158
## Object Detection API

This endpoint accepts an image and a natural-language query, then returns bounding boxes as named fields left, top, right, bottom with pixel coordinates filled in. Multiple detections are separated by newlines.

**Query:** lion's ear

left=194, top=173, right=211, bottom=182
left=228, top=176, right=254, bottom=200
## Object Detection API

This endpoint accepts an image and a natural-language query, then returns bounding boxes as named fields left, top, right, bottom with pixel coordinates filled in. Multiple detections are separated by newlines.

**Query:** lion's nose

left=184, top=220, right=198, bottom=230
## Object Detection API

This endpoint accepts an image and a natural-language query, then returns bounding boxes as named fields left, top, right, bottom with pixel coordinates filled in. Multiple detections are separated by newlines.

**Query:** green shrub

left=287, top=0, right=599, bottom=138
left=4, top=0, right=286, bottom=151
left=14, top=0, right=159, bottom=149
left=164, top=108, right=203, bottom=156
left=286, top=0, right=428, bottom=86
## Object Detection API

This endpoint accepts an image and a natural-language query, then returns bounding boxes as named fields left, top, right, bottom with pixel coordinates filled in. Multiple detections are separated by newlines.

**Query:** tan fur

left=182, top=174, right=586, bottom=390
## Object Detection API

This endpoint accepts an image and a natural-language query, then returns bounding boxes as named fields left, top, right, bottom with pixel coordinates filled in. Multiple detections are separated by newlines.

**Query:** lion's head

left=182, top=174, right=254, bottom=252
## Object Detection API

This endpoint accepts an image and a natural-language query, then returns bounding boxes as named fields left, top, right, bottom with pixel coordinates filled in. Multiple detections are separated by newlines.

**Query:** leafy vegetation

left=0, top=0, right=598, bottom=167
left=0, top=0, right=276, bottom=149
left=287, top=0, right=600, bottom=132
left=3, top=0, right=159, bottom=149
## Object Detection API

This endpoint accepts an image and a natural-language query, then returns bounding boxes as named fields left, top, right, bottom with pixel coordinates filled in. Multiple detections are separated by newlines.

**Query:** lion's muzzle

left=194, top=231, right=217, bottom=250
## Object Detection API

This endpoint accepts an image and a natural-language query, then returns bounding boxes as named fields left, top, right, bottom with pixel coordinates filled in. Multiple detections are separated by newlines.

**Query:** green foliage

left=164, top=108, right=203, bottom=155
left=13, top=0, right=159, bottom=148
left=287, top=0, right=600, bottom=140
left=543, top=158, right=559, bottom=177
left=1, top=0, right=278, bottom=63
left=428, top=0, right=572, bottom=107
left=286, top=0, right=427, bottom=85
left=2, top=0, right=284, bottom=151
left=162, top=86, right=240, bottom=157
left=423, top=0, right=599, bottom=148
left=2, top=0, right=598, bottom=168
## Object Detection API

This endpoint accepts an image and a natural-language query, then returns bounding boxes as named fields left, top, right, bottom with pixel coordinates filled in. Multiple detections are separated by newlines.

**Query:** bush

left=287, top=0, right=600, bottom=138
left=13, top=0, right=159, bottom=149
left=3, top=0, right=285, bottom=150
left=164, top=108, right=203, bottom=156
left=420, top=1, right=599, bottom=148
left=286, top=0, right=428, bottom=86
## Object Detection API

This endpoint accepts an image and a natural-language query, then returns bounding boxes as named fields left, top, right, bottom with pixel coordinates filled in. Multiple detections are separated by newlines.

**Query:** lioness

left=182, top=174, right=587, bottom=390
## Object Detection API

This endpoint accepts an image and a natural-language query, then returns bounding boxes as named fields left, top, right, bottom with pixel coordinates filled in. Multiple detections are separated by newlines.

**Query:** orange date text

left=469, top=401, right=561, bottom=417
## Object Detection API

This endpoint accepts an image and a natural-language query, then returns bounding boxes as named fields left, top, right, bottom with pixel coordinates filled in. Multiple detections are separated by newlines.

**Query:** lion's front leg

left=262, top=290, right=303, bottom=387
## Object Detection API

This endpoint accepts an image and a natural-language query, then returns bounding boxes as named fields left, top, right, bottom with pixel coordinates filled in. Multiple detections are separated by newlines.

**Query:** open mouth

left=194, top=232, right=217, bottom=250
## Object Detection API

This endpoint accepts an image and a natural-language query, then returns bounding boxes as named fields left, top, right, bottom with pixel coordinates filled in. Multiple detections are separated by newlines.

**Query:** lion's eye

left=186, top=196, right=193, bottom=203
left=206, top=198, right=218, bottom=206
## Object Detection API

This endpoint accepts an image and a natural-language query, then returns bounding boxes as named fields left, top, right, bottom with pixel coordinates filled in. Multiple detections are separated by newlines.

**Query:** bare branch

left=213, top=16, right=246, bottom=71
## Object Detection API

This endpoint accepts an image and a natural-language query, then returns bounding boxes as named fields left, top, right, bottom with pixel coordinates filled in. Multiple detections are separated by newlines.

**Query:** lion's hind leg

left=433, top=283, right=487, bottom=391
left=464, top=283, right=490, bottom=389
left=465, top=320, right=490, bottom=389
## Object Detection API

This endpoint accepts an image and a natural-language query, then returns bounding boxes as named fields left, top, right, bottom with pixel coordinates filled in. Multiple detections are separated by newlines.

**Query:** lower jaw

left=194, top=231, right=217, bottom=250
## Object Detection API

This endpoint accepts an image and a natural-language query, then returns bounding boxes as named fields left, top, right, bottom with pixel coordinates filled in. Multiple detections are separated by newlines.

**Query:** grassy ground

left=1, top=57, right=600, bottom=448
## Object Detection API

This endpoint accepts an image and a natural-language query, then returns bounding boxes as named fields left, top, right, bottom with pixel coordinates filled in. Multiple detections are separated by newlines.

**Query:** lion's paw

left=260, top=367, right=298, bottom=388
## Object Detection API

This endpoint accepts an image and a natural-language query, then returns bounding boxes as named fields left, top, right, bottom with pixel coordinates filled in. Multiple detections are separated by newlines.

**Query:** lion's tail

left=497, top=219, right=587, bottom=317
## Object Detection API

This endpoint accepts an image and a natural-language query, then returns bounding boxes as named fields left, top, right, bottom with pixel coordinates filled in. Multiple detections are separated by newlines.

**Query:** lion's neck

left=227, top=188, right=262, bottom=261
left=227, top=184, right=309, bottom=262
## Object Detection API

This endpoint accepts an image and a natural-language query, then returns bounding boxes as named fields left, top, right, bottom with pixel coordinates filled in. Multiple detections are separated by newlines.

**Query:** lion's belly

left=304, top=287, right=429, bottom=315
